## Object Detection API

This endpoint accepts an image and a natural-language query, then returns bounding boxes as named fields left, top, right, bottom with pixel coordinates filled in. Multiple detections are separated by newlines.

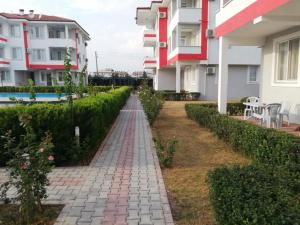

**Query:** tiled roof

left=0, top=13, right=75, bottom=22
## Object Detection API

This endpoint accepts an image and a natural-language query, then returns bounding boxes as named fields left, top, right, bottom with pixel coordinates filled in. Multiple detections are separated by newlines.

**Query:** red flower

left=48, top=155, right=54, bottom=161
left=21, top=163, right=28, bottom=170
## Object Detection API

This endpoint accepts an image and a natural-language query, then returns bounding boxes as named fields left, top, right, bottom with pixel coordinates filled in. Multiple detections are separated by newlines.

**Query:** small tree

left=63, top=50, right=74, bottom=106
left=0, top=114, right=54, bottom=224
left=28, top=79, right=36, bottom=101
left=75, top=64, right=87, bottom=98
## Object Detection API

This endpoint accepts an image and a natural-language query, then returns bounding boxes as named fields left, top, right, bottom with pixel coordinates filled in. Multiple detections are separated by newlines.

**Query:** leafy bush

left=185, top=104, right=300, bottom=166
left=208, top=165, right=300, bottom=225
left=185, top=104, right=300, bottom=224
left=139, top=85, right=164, bottom=125
left=0, top=86, right=113, bottom=94
left=0, top=114, right=54, bottom=224
left=0, top=87, right=131, bottom=166
left=157, top=90, right=201, bottom=101
left=154, top=134, right=178, bottom=168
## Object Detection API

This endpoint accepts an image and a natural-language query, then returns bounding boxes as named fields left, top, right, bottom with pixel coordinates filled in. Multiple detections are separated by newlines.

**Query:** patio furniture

left=278, top=102, right=291, bottom=126
left=243, top=97, right=260, bottom=120
left=253, top=103, right=282, bottom=128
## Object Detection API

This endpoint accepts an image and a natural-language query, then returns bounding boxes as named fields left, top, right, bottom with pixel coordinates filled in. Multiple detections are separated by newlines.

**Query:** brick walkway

left=0, top=95, right=174, bottom=225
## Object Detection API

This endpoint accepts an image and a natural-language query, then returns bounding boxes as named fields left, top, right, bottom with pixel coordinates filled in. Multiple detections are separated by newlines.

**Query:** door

left=46, top=73, right=52, bottom=86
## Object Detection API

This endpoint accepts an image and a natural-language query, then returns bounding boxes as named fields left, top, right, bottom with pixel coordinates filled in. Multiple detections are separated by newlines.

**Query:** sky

left=1, top=0, right=152, bottom=73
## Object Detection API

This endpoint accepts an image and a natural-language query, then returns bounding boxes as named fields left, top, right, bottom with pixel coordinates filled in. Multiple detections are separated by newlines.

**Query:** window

left=40, top=71, right=47, bottom=82
left=276, top=37, right=299, bottom=82
left=11, top=47, right=22, bottom=60
left=0, top=71, right=10, bottom=82
left=57, top=72, right=64, bottom=82
left=30, top=26, right=44, bottom=39
left=181, top=0, right=201, bottom=8
left=48, top=25, right=65, bottom=39
left=31, top=49, right=46, bottom=62
left=0, top=47, right=4, bottom=58
left=0, top=24, right=3, bottom=35
left=10, top=24, right=20, bottom=38
left=78, top=53, right=81, bottom=64
left=248, top=66, right=259, bottom=84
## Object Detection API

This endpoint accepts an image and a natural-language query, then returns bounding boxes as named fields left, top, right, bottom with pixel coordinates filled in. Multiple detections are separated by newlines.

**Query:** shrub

left=0, top=87, right=131, bottom=166
left=185, top=104, right=300, bottom=166
left=154, top=134, right=178, bottom=168
left=208, top=165, right=300, bottom=225
left=157, top=90, right=201, bottom=101
left=139, top=85, right=164, bottom=125
left=0, top=114, right=54, bottom=224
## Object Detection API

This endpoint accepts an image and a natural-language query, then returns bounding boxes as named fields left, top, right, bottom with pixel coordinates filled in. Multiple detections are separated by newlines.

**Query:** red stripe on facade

left=215, top=0, right=291, bottom=37
left=144, top=34, right=156, bottom=38
left=23, top=22, right=30, bottom=69
left=0, top=61, right=10, bottom=65
left=166, top=0, right=208, bottom=65
left=144, top=60, right=157, bottom=64
left=29, top=64, right=78, bottom=70
left=0, top=37, right=8, bottom=42
left=159, top=7, right=168, bottom=68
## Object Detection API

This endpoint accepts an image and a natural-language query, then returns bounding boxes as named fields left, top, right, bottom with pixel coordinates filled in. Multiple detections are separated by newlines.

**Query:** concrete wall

left=203, top=65, right=260, bottom=101
left=261, top=27, right=300, bottom=123
left=155, top=68, right=176, bottom=91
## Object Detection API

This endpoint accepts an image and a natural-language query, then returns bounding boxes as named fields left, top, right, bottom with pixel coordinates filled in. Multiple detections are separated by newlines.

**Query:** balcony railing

left=143, top=30, right=156, bottom=47
left=0, top=58, right=10, bottom=68
left=143, top=57, right=157, bottom=69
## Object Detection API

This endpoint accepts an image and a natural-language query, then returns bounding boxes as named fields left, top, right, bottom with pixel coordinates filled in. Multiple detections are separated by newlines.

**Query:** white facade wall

left=260, top=27, right=300, bottom=123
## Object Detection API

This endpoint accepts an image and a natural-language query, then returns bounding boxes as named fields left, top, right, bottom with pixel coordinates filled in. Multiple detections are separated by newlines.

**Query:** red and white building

left=216, top=0, right=300, bottom=122
left=136, top=0, right=261, bottom=100
left=0, top=10, right=89, bottom=86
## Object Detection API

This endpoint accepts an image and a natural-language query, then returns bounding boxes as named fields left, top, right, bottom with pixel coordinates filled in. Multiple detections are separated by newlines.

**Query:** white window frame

left=247, top=66, right=259, bottom=84
left=57, top=71, right=64, bottom=83
left=0, top=71, right=10, bottom=83
left=29, top=25, right=44, bottom=39
left=272, top=31, right=300, bottom=87
left=40, top=71, right=47, bottom=83
left=31, top=49, right=46, bottom=62
left=11, top=47, right=23, bottom=60
left=10, top=24, right=21, bottom=38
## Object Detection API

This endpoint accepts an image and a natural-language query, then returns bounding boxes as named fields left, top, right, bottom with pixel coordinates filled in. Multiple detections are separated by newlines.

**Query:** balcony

left=0, top=58, right=10, bottom=68
left=0, top=34, right=8, bottom=45
left=143, top=57, right=157, bottom=69
left=143, top=30, right=156, bottom=47
left=216, top=0, right=255, bottom=27
left=169, top=8, right=201, bottom=32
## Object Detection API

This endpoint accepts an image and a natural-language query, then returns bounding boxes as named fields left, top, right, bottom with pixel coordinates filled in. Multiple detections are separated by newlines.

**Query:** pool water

left=0, top=93, right=65, bottom=98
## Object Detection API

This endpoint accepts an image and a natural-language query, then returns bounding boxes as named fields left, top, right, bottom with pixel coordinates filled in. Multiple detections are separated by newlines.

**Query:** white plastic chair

left=244, top=97, right=260, bottom=120
left=278, top=102, right=291, bottom=127
left=254, top=103, right=281, bottom=128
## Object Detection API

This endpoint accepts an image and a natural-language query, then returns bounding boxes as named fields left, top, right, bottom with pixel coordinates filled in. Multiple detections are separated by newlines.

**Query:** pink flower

left=21, top=163, right=28, bottom=170
left=39, top=148, right=45, bottom=153
left=48, top=155, right=54, bottom=161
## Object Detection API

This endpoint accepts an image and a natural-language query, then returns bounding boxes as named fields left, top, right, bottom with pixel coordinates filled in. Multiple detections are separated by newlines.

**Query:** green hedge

left=208, top=165, right=300, bottom=225
left=0, top=86, right=113, bottom=93
left=185, top=104, right=300, bottom=224
left=185, top=104, right=300, bottom=166
left=0, top=87, right=131, bottom=166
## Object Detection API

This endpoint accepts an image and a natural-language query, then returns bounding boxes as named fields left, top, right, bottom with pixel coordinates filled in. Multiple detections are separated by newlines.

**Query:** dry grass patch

left=152, top=101, right=251, bottom=225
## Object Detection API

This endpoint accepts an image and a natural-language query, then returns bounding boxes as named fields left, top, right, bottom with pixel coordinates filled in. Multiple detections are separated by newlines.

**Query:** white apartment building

left=215, top=0, right=300, bottom=123
left=0, top=9, right=89, bottom=86
left=136, top=0, right=261, bottom=101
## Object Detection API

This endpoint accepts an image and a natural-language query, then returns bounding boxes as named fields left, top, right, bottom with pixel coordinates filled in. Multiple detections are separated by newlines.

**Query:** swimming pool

left=0, top=93, right=65, bottom=98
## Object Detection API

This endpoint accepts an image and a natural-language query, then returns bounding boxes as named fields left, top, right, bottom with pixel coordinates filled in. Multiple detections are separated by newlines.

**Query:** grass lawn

left=152, top=101, right=251, bottom=225
left=0, top=204, right=64, bottom=225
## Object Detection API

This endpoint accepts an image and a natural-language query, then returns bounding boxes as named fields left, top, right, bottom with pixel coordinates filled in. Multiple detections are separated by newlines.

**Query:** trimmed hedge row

left=194, top=102, right=245, bottom=116
left=208, top=165, right=300, bottom=225
left=0, top=87, right=131, bottom=166
left=0, top=86, right=113, bottom=93
left=185, top=104, right=300, bottom=166
left=185, top=104, right=300, bottom=225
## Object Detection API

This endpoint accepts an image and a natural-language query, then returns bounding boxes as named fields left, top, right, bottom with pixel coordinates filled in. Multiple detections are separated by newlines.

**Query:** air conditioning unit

left=206, top=66, right=216, bottom=75
left=159, top=12, right=167, bottom=19
left=206, top=29, right=215, bottom=39
left=159, top=42, right=167, bottom=48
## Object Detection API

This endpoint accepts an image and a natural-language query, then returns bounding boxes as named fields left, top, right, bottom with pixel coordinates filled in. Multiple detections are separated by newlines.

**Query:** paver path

left=0, top=95, right=174, bottom=225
